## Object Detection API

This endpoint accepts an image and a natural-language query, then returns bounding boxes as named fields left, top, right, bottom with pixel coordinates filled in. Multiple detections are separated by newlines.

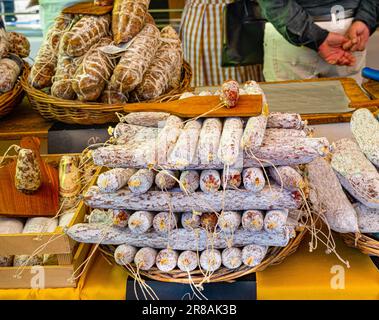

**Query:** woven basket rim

left=99, top=227, right=307, bottom=284
left=340, top=232, right=379, bottom=257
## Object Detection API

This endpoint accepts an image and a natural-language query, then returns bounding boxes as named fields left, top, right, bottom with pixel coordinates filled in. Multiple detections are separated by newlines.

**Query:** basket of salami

left=307, top=108, right=379, bottom=257
left=0, top=30, right=31, bottom=119
left=65, top=79, right=338, bottom=291
left=22, top=2, right=192, bottom=125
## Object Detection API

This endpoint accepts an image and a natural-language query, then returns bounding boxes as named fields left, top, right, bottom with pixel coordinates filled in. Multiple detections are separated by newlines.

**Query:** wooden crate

left=0, top=154, right=99, bottom=289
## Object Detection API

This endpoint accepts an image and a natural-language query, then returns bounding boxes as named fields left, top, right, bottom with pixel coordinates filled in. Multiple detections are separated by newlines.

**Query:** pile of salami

left=29, top=0, right=183, bottom=103
left=67, top=82, right=334, bottom=275
left=308, top=108, right=379, bottom=240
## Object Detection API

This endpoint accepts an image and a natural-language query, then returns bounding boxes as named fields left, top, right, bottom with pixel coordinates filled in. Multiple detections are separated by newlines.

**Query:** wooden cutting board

left=0, top=137, right=59, bottom=217
left=123, top=95, right=263, bottom=118
left=62, top=2, right=113, bottom=15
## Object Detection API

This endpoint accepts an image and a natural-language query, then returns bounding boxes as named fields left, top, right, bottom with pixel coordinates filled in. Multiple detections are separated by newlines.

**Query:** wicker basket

left=99, top=227, right=307, bottom=284
left=0, top=63, right=29, bottom=119
left=21, top=61, right=192, bottom=125
left=340, top=233, right=379, bottom=257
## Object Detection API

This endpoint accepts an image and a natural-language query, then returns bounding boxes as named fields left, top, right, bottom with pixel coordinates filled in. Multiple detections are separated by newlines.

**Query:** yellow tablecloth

left=256, top=234, right=379, bottom=300
left=0, top=252, right=128, bottom=300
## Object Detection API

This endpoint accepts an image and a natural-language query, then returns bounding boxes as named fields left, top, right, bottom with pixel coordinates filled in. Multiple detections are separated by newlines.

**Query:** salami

left=222, top=168, right=242, bottom=190
left=59, top=155, right=81, bottom=209
left=128, top=169, right=155, bottom=194
left=177, top=251, right=198, bottom=272
left=97, top=168, right=136, bottom=193
left=218, top=211, right=241, bottom=233
left=200, top=170, right=221, bottom=193
left=46, top=13, right=74, bottom=52
left=269, top=166, right=304, bottom=191
left=241, top=245, right=268, bottom=267
left=121, top=112, right=170, bottom=128
left=200, top=213, right=218, bottom=232
left=88, top=209, right=112, bottom=225
left=114, top=244, right=137, bottom=265
left=100, top=87, right=128, bottom=104
left=114, top=124, right=158, bottom=145
left=29, top=42, right=57, bottom=89
left=197, top=118, right=222, bottom=165
left=7, top=31, right=30, bottom=58
left=242, top=168, right=265, bottom=192
left=157, top=115, right=183, bottom=165
left=110, top=209, right=131, bottom=228
left=218, top=117, right=244, bottom=166
left=221, top=247, right=242, bottom=269
left=155, top=170, right=178, bottom=190
left=241, top=210, right=264, bottom=232
left=51, top=55, right=78, bottom=100
left=109, top=24, right=160, bottom=94
left=0, top=57, right=22, bottom=93
left=128, top=211, right=154, bottom=234
left=200, top=249, right=222, bottom=272
left=156, top=248, right=178, bottom=272
left=267, top=112, right=305, bottom=130
left=134, top=247, right=157, bottom=271
left=220, top=80, right=239, bottom=108
left=353, top=203, right=379, bottom=233
left=241, top=114, right=268, bottom=150
left=331, top=139, right=379, bottom=209
left=265, top=128, right=307, bottom=138
left=264, top=209, right=289, bottom=233
left=152, top=212, right=178, bottom=234
left=179, top=170, right=200, bottom=193
left=181, top=212, right=201, bottom=230
left=0, top=27, right=8, bottom=58
left=15, top=148, right=41, bottom=194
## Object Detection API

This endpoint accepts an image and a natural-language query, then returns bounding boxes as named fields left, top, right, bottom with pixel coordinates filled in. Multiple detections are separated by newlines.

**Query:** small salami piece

left=97, top=168, right=136, bottom=193
left=241, top=210, right=264, bottom=232
left=168, top=120, right=202, bottom=168
left=218, top=211, right=241, bottom=233
left=178, top=250, right=198, bottom=272
left=222, top=247, right=242, bottom=269
left=267, top=112, right=305, bottom=130
left=15, top=148, right=41, bottom=194
left=157, top=115, right=183, bottom=165
left=242, top=168, right=265, bottom=192
left=200, top=170, right=221, bottom=193
left=153, top=212, right=178, bottom=234
left=128, top=211, right=154, bottom=234
left=264, top=209, right=289, bottom=233
left=198, top=118, right=222, bottom=165
left=155, top=170, right=178, bottom=190
left=88, top=209, right=113, bottom=225
left=156, top=248, right=179, bottom=272
left=6, top=31, right=30, bottom=58
left=179, top=170, right=200, bottom=193
left=128, top=169, right=155, bottom=194
left=222, top=168, right=242, bottom=190
left=220, top=80, right=239, bottom=108
left=114, top=244, right=137, bottom=265
left=241, top=114, right=268, bottom=150
left=241, top=245, right=268, bottom=267
left=269, top=166, right=304, bottom=191
left=218, top=117, right=244, bottom=166
left=200, top=249, right=222, bottom=272
left=200, top=213, right=218, bottom=232
left=134, top=247, right=157, bottom=271
left=110, top=209, right=131, bottom=228
left=0, top=56, right=21, bottom=93
left=122, top=112, right=170, bottom=128
left=181, top=212, right=201, bottom=230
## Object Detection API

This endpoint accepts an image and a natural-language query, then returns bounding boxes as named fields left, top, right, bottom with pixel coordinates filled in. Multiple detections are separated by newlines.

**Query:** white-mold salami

left=97, top=168, right=136, bottom=193
left=114, top=244, right=137, bottom=265
left=128, top=211, right=153, bottom=234
left=242, top=167, right=265, bottom=192
left=241, top=244, right=268, bottom=267
left=200, top=170, right=221, bottom=193
left=134, top=247, right=157, bottom=271
left=218, top=117, right=244, bottom=166
left=156, top=248, right=178, bottom=272
left=200, top=249, right=222, bottom=272
left=221, top=247, right=242, bottom=269
left=128, top=169, right=155, bottom=194
left=241, top=210, right=264, bottom=232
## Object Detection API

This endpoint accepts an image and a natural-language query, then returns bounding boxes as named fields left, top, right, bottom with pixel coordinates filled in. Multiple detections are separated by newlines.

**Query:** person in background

left=2, top=0, right=17, bottom=23
left=258, top=0, right=378, bottom=83
left=180, top=0, right=263, bottom=87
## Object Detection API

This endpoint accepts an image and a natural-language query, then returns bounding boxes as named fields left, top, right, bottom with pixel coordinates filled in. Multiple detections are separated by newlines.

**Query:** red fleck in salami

left=221, top=247, right=242, bottom=269
left=110, top=209, right=131, bottom=228
left=241, top=210, right=264, bottom=232
left=114, top=244, right=137, bottom=265
left=218, top=117, right=244, bottom=166
left=222, top=168, right=242, bottom=190
left=178, top=250, right=198, bottom=272
left=200, top=249, right=222, bottom=272
left=134, top=247, right=157, bottom=271
left=200, top=170, right=221, bottom=193
left=241, top=244, right=268, bottom=267
left=179, top=170, right=200, bottom=193
left=128, top=169, right=155, bottom=194
left=156, top=248, right=178, bottom=272
left=242, top=168, right=265, bottom=192
left=97, top=168, right=136, bottom=193
left=128, top=211, right=153, bottom=234
left=198, top=118, right=222, bottom=165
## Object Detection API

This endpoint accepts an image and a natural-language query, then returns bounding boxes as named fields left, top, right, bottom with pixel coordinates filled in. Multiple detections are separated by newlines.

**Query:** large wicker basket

left=340, top=233, right=379, bottom=257
left=99, top=226, right=307, bottom=284
left=0, top=63, right=29, bottom=119
left=21, top=61, right=192, bottom=125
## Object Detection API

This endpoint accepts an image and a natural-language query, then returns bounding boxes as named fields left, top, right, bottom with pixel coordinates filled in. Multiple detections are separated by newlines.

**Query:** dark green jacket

left=257, top=0, right=378, bottom=51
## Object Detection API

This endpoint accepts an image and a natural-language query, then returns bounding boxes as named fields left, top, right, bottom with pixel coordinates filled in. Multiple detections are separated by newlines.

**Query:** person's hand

left=343, top=21, right=370, bottom=52
left=318, top=32, right=356, bottom=66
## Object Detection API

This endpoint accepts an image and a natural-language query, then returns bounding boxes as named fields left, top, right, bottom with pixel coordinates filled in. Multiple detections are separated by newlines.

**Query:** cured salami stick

left=88, top=209, right=112, bottom=225
left=115, top=125, right=158, bottom=145
left=97, top=168, right=136, bottom=193
left=331, top=139, right=379, bottom=209
left=15, top=148, right=41, bottom=194
left=110, top=209, right=131, bottom=228
left=307, top=157, right=359, bottom=233
left=155, top=170, right=178, bottom=190
left=200, top=249, right=222, bottom=272
left=181, top=212, right=201, bottom=230
left=218, top=117, right=244, bottom=166
left=29, top=42, right=57, bottom=89
left=128, top=211, right=154, bottom=234
left=152, top=212, right=178, bottom=234
left=110, top=24, right=160, bottom=94
left=121, top=112, right=170, bottom=128
left=218, top=211, right=241, bottom=233
left=46, top=13, right=74, bottom=52
left=157, top=115, right=183, bottom=165
left=156, top=249, right=178, bottom=272
left=241, top=210, right=264, bottom=232
left=114, top=244, right=137, bottom=265
left=200, top=213, right=218, bottom=232
left=220, top=80, right=239, bottom=108
left=128, top=169, right=155, bottom=194
left=241, top=114, right=268, bottom=150
left=134, top=247, right=157, bottom=271
left=84, top=185, right=301, bottom=211
left=200, top=170, right=221, bottom=193
left=168, top=120, right=202, bottom=168
left=221, top=247, right=242, bottom=269
left=59, top=155, right=81, bottom=209
left=222, top=168, right=242, bottom=189
left=198, top=118, right=222, bottom=165
left=268, top=166, right=304, bottom=191
left=179, top=170, right=200, bottom=193
left=68, top=224, right=292, bottom=248
left=350, top=108, right=379, bottom=168
left=353, top=203, right=379, bottom=233
left=267, top=112, right=305, bottom=130
left=241, top=245, right=268, bottom=267
left=51, top=55, right=78, bottom=100
left=178, top=251, right=198, bottom=272
left=265, top=128, right=307, bottom=138
left=243, top=168, right=265, bottom=192
left=264, top=209, right=289, bottom=233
